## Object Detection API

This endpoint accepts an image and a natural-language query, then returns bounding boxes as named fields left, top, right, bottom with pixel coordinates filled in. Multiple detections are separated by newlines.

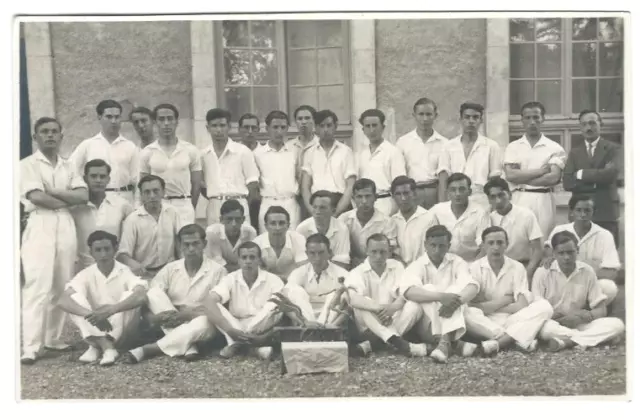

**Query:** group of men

left=20, top=97, right=624, bottom=366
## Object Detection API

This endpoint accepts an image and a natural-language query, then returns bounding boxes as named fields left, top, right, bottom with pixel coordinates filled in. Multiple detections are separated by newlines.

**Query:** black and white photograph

left=12, top=9, right=632, bottom=403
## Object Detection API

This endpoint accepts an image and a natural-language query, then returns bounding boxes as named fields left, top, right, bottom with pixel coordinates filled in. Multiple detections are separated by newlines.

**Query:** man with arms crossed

left=237, top=112, right=263, bottom=230
left=288, top=105, right=319, bottom=221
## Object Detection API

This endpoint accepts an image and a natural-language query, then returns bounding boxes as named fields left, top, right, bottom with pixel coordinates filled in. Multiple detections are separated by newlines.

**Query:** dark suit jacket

left=563, top=137, right=622, bottom=222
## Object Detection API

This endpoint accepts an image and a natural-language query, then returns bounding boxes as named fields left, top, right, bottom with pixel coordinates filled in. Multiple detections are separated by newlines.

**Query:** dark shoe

left=120, top=351, right=139, bottom=364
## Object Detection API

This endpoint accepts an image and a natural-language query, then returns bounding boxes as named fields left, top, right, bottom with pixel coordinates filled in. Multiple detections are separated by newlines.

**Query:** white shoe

left=457, top=341, right=478, bottom=357
left=430, top=348, right=448, bottom=363
left=357, top=340, right=372, bottom=356
left=79, top=346, right=101, bottom=363
left=185, top=345, right=198, bottom=356
left=481, top=340, right=499, bottom=356
left=516, top=339, right=538, bottom=353
left=547, top=337, right=568, bottom=352
left=99, top=349, right=119, bottom=366
left=253, top=346, right=273, bottom=360
left=409, top=343, right=428, bottom=357
left=21, top=352, right=37, bottom=365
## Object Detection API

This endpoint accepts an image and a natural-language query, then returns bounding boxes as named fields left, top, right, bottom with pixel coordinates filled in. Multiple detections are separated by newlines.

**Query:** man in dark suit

left=563, top=110, right=622, bottom=245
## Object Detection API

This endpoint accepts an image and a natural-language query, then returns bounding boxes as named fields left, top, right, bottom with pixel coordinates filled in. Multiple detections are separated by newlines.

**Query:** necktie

left=588, top=143, right=594, bottom=158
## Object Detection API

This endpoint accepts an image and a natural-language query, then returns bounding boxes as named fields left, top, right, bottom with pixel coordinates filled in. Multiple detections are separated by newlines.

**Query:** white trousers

left=146, top=288, right=216, bottom=357
left=283, top=283, right=343, bottom=325
left=410, top=284, right=467, bottom=341
left=539, top=317, right=625, bottom=347
left=598, top=279, right=618, bottom=307
left=206, top=197, right=249, bottom=226
left=353, top=300, right=423, bottom=342
left=512, top=191, right=556, bottom=241
left=464, top=299, right=553, bottom=348
left=21, top=210, right=77, bottom=354
left=373, top=197, right=398, bottom=217
left=214, top=302, right=283, bottom=345
left=258, top=197, right=300, bottom=234
left=163, top=198, right=195, bottom=229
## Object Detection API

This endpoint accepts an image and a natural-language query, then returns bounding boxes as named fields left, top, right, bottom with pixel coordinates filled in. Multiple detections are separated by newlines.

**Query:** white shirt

left=140, top=139, right=202, bottom=197
left=212, top=269, right=284, bottom=319
left=356, top=140, right=406, bottom=193
left=66, top=262, right=147, bottom=308
left=205, top=223, right=257, bottom=267
left=200, top=139, right=260, bottom=196
left=503, top=135, right=567, bottom=190
left=252, top=230, right=307, bottom=279
left=578, top=138, right=601, bottom=179
left=429, top=201, right=490, bottom=262
left=296, top=217, right=351, bottom=265
left=391, top=206, right=435, bottom=265
left=437, top=134, right=503, bottom=194
left=150, top=257, right=227, bottom=307
left=69, top=132, right=140, bottom=189
left=399, top=252, right=479, bottom=296
left=302, top=140, right=357, bottom=193
left=345, top=258, right=405, bottom=304
left=489, top=204, right=542, bottom=261
left=288, top=134, right=319, bottom=172
left=547, top=222, right=621, bottom=271
left=253, top=141, right=299, bottom=198
left=287, top=262, right=350, bottom=311
left=396, top=129, right=449, bottom=183
left=469, top=256, right=531, bottom=304
left=338, top=209, right=398, bottom=261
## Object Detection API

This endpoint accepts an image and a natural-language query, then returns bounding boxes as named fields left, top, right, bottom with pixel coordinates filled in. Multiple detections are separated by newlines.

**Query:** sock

left=129, top=347, right=145, bottom=362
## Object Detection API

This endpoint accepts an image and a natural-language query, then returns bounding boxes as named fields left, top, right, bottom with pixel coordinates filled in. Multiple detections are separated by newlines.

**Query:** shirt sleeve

left=211, top=265, right=229, bottom=290
left=123, top=269, right=149, bottom=290
left=291, top=233, right=308, bottom=263
left=65, top=270, right=88, bottom=296
left=527, top=211, right=543, bottom=241
left=241, top=149, right=260, bottom=185
left=599, top=231, right=621, bottom=270
left=189, top=146, right=202, bottom=172
left=331, top=224, right=351, bottom=265
left=468, top=261, right=485, bottom=297
left=436, top=147, right=451, bottom=176
left=149, top=265, right=170, bottom=291
left=512, top=262, right=532, bottom=303
left=398, top=261, right=425, bottom=297
left=585, top=269, right=607, bottom=309
left=130, top=145, right=141, bottom=185
left=488, top=141, right=504, bottom=178
left=548, top=147, right=568, bottom=170
left=453, top=258, right=479, bottom=291
left=205, top=226, right=226, bottom=266
left=342, top=148, right=357, bottom=180
left=383, top=218, right=399, bottom=249
left=475, top=211, right=492, bottom=247
left=531, top=268, right=547, bottom=301
left=211, top=274, right=232, bottom=304
left=68, top=141, right=87, bottom=179
left=20, top=159, right=44, bottom=201
left=344, top=268, right=367, bottom=296
left=139, top=149, right=151, bottom=174
left=503, top=143, right=520, bottom=166
left=116, top=213, right=137, bottom=258
left=286, top=267, right=305, bottom=287
left=390, top=148, right=407, bottom=181
left=68, top=163, right=88, bottom=190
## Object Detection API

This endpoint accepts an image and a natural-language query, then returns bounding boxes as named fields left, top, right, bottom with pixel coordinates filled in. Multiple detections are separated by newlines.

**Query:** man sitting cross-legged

left=202, top=242, right=285, bottom=360
left=58, top=230, right=148, bottom=366
left=122, top=224, right=228, bottom=364
left=464, top=226, right=553, bottom=356
left=400, top=225, right=480, bottom=363
left=533, top=231, right=625, bottom=352
left=345, top=233, right=427, bottom=357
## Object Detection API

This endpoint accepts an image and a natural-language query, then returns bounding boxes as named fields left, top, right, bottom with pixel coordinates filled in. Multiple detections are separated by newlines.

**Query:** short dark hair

left=459, top=102, right=484, bottom=118
left=314, top=109, right=338, bottom=126
left=96, top=99, right=122, bottom=116
left=578, top=109, right=603, bottom=125
left=425, top=225, right=452, bottom=242
left=138, top=174, right=165, bottom=191
left=264, top=205, right=290, bottom=224
left=87, top=230, right=118, bottom=248
left=366, top=233, right=390, bottom=248
left=265, top=110, right=290, bottom=126
left=238, top=113, right=260, bottom=127
left=483, top=176, right=510, bottom=196
left=294, top=105, right=317, bottom=120
left=310, top=190, right=335, bottom=207
left=206, top=108, right=232, bottom=124
left=129, top=106, right=154, bottom=120
left=481, top=226, right=509, bottom=244
left=33, top=117, right=61, bottom=133
left=237, top=241, right=262, bottom=258
left=391, top=176, right=417, bottom=193
left=550, top=231, right=579, bottom=249
left=353, top=178, right=377, bottom=195
left=178, top=223, right=206, bottom=241
left=358, top=109, right=386, bottom=126
left=153, top=103, right=179, bottom=120
left=568, top=194, right=595, bottom=211
left=306, top=233, right=331, bottom=250
left=84, top=159, right=112, bottom=176
left=220, top=199, right=245, bottom=217
left=447, top=172, right=472, bottom=189
left=520, top=101, right=546, bottom=117
left=413, top=97, right=439, bottom=114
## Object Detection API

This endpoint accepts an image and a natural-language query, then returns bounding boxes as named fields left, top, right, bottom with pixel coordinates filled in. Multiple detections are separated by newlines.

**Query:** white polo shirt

left=253, top=141, right=299, bottom=198
left=345, top=258, right=405, bottom=304
left=200, top=139, right=259, bottom=196
left=391, top=206, right=435, bottom=265
left=396, top=129, right=449, bottom=184
left=296, top=217, right=351, bottom=265
left=252, top=230, right=307, bottom=279
left=503, top=135, right=567, bottom=190
left=547, top=222, right=621, bottom=271
left=212, top=269, right=284, bottom=319
left=489, top=204, right=543, bottom=261
left=429, top=201, right=490, bottom=262
left=338, top=208, right=398, bottom=261
left=469, top=256, right=531, bottom=304
left=204, top=223, right=257, bottom=267
left=399, top=252, right=479, bottom=296
left=301, top=140, right=356, bottom=194
left=356, top=140, right=406, bottom=194
left=140, top=139, right=202, bottom=197
left=288, top=134, right=319, bottom=172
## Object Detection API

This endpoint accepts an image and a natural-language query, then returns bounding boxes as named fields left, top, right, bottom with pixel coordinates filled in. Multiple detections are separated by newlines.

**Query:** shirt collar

left=313, top=139, right=341, bottom=155
left=516, top=134, right=557, bottom=149
left=93, top=261, right=127, bottom=282
left=146, top=138, right=188, bottom=152
left=33, top=149, right=64, bottom=167
left=549, top=260, right=589, bottom=278
left=410, top=128, right=445, bottom=144
left=136, top=204, right=166, bottom=217
left=393, top=205, right=428, bottom=223
left=421, top=252, right=455, bottom=268
left=263, top=141, right=294, bottom=153
left=96, top=132, right=127, bottom=145
left=478, top=256, right=517, bottom=279
left=585, top=137, right=601, bottom=150
left=444, top=200, right=482, bottom=222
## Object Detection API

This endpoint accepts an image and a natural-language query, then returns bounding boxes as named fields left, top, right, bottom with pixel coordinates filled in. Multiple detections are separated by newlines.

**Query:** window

left=508, top=17, right=624, bottom=150
left=216, top=20, right=351, bottom=137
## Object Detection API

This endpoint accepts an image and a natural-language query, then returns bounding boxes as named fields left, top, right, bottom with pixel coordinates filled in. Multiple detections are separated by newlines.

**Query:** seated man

left=283, top=233, right=350, bottom=327
left=533, top=231, right=625, bottom=351
left=117, top=175, right=181, bottom=279
left=346, top=233, right=427, bottom=357
left=296, top=190, right=351, bottom=269
left=205, top=199, right=257, bottom=273
left=464, top=226, right=553, bottom=356
left=203, top=242, right=285, bottom=360
left=58, top=230, right=148, bottom=366
left=338, top=178, right=398, bottom=267
left=252, top=206, right=307, bottom=282
left=122, top=224, right=228, bottom=364
left=400, top=225, right=479, bottom=363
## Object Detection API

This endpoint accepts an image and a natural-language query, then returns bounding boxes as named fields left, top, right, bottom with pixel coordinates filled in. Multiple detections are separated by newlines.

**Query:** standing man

left=130, top=106, right=156, bottom=149
left=201, top=108, right=260, bottom=225
left=70, top=99, right=140, bottom=205
left=301, top=109, right=356, bottom=217
left=563, top=110, right=622, bottom=244
left=140, top=103, right=202, bottom=228
left=504, top=102, right=567, bottom=240
left=254, top=110, right=300, bottom=233
left=21, top=117, right=88, bottom=364
left=437, top=102, right=502, bottom=209
left=288, top=105, right=318, bottom=221
left=238, top=112, right=263, bottom=230
left=396, top=98, right=449, bottom=210
left=356, top=109, right=406, bottom=216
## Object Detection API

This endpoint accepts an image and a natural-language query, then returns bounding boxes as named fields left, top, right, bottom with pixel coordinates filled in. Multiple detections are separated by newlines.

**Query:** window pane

left=251, top=50, right=278, bottom=85
left=510, top=44, right=534, bottom=78
left=319, top=85, right=347, bottom=122
left=572, top=43, right=597, bottom=77
left=599, top=78, right=623, bottom=113
left=535, top=18, right=562, bottom=42
left=509, top=19, right=534, bottom=42
left=288, top=50, right=317, bottom=85
left=605, top=133, right=623, bottom=145
left=224, top=49, right=251, bottom=85
left=316, top=20, right=343, bottom=47
left=289, top=87, right=318, bottom=114
left=287, top=21, right=315, bottom=48
left=225, top=87, right=251, bottom=121
left=537, top=43, right=561, bottom=78
left=599, top=17, right=624, bottom=41
left=572, top=79, right=597, bottom=112
left=572, top=18, right=598, bottom=40
left=510, top=80, right=534, bottom=115
left=250, top=21, right=276, bottom=48
left=599, top=42, right=623, bottom=76
left=537, top=80, right=562, bottom=114
left=546, top=134, right=562, bottom=144
left=223, top=21, right=249, bottom=47
left=509, top=135, right=522, bottom=143
left=570, top=134, right=584, bottom=149
left=318, top=48, right=344, bottom=84
left=253, top=87, right=279, bottom=120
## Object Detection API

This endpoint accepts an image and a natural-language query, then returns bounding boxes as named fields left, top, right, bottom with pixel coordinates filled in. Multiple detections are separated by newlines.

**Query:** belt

left=106, top=184, right=135, bottom=192
left=208, top=194, right=247, bottom=200
left=514, top=188, right=552, bottom=193
left=262, top=195, right=297, bottom=200
left=377, top=192, right=391, bottom=199
left=416, top=181, right=438, bottom=189
left=165, top=195, right=191, bottom=200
